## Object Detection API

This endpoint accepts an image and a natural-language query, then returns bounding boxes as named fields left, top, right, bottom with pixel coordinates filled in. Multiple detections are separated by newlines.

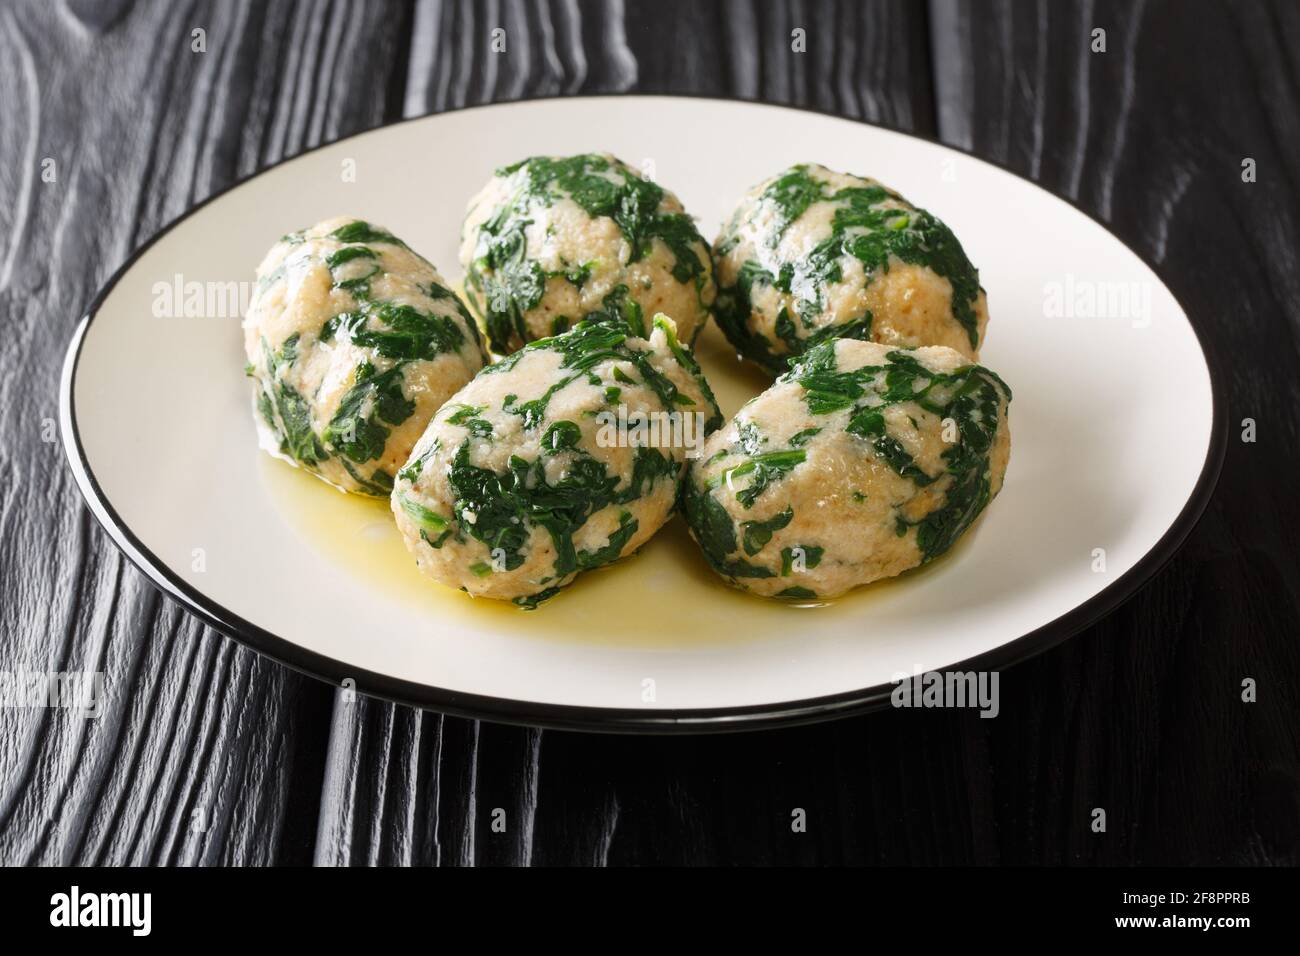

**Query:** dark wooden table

left=1, top=0, right=1296, bottom=866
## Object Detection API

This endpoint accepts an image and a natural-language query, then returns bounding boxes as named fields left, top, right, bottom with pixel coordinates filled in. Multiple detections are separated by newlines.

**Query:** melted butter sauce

left=260, top=320, right=981, bottom=647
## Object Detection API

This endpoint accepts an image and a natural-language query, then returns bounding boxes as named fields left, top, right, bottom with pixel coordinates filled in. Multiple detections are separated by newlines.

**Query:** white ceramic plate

left=60, top=95, right=1224, bottom=732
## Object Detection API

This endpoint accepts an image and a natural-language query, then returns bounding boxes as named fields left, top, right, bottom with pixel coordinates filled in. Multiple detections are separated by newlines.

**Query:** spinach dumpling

left=244, top=217, right=487, bottom=495
left=684, top=339, right=1011, bottom=600
left=392, top=315, right=721, bottom=607
left=459, top=153, right=715, bottom=355
left=713, top=163, right=990, bottom=374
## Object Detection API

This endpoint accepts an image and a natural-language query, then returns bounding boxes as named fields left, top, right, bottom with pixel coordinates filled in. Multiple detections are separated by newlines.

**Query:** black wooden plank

left=620, top=0, right=935, bottom=128
left=0, top=0, right=415, bottom=865
left=928, top=0, right=1300, bottom=864
left=314, top=0, right=943, bottom=867
left=12, top=0, right=1293, bottom=868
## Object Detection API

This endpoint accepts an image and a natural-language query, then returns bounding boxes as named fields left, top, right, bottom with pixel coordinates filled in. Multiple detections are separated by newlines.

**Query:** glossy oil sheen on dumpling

left=459, top=153, right=715, bottom=354
left=713, top=163, right=990, bottom=374
left=244, top=216, right=487, bottom=495
left=392, top=316, right=721, bottom=607
left=684, top=339, right=1011, bottom=600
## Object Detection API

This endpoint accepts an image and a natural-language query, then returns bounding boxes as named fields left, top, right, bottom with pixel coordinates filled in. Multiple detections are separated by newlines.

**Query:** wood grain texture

left=929, top=0, right=1300, bottom=864
left=0, top=0, right=415, bottom=865
left=3, top=0, right=1296, bottom=867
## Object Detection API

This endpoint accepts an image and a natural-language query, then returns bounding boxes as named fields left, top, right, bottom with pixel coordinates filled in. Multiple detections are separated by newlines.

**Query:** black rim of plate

left=58, top=92, right=1228, bottom=734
